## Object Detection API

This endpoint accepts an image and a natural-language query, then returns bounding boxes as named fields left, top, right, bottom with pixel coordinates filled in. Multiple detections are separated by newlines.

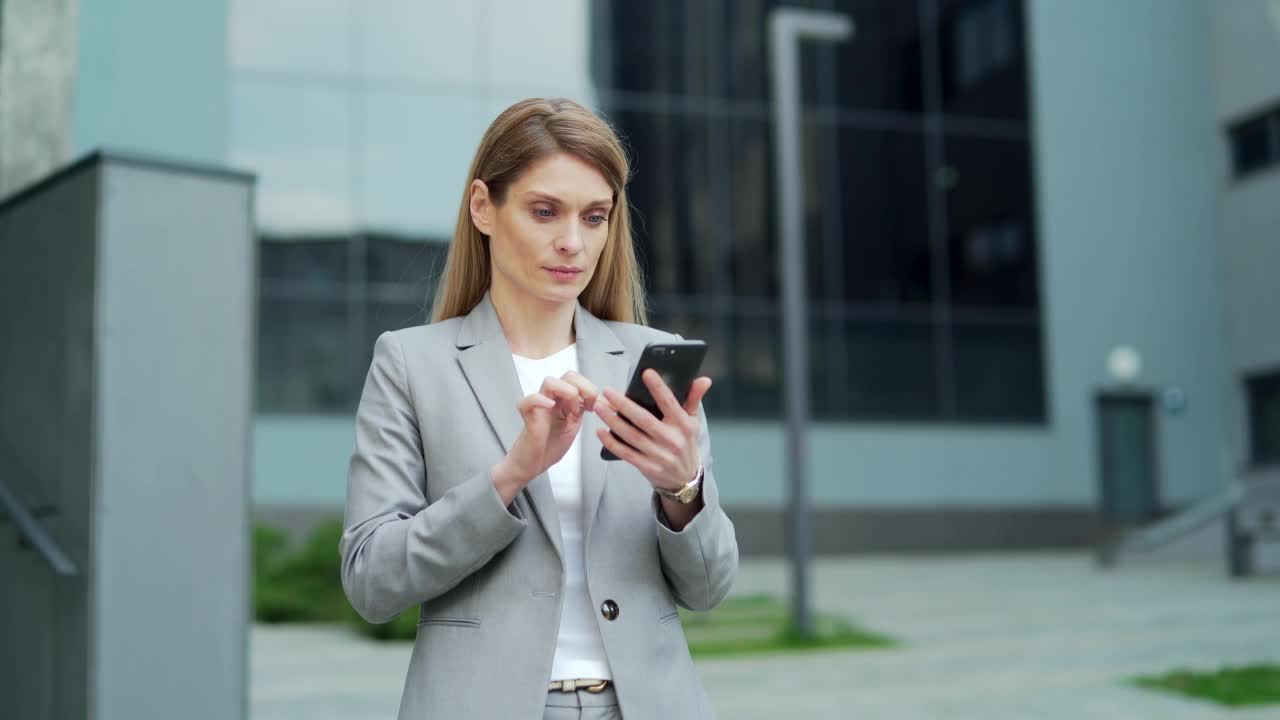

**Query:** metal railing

left=0, top=476, right=78, bottom=576
left=1099, top=469, right=1280, bottom=577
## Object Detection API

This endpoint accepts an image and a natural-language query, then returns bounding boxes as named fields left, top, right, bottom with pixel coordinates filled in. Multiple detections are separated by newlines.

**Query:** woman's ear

left=470, top=179, right=494, bottom=235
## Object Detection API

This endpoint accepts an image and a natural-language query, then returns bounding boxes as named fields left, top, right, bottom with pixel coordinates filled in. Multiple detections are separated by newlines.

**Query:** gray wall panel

left=93, top=160, right=253, bottom=719
left=0, top=162, right=99, bottom=720
left=1, top=152, right=252, bottom=720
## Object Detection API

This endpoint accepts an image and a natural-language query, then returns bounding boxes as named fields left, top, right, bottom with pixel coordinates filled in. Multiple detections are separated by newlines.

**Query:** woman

left=340, top=97, right=739, bottom=720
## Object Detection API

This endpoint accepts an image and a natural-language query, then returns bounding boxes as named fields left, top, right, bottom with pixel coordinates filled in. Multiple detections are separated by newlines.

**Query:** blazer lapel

left=455, top=292, right=564, bottom=562
left=453, top=292, right=630, bottom=566
left=573, top=302, right=629, bottom=547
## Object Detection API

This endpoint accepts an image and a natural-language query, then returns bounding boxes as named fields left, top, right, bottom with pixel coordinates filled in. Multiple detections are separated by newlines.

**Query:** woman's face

left=471, top=152, right=614, bottom=309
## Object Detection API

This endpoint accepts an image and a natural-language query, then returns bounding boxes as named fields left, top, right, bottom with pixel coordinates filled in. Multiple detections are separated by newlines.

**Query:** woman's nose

left=556, top=224, right=584, bottom=254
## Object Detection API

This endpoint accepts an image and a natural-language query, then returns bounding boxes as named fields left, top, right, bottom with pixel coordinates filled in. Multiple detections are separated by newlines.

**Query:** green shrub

left=359, top=608, right=420, bottom=641
left=252, top=519, right=419, bottom=637
left=253, top=520, right=349, bottom=623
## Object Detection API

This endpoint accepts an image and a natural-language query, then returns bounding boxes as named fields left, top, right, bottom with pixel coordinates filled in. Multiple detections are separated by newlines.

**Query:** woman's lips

left=545, top=267, right=581, bottom=282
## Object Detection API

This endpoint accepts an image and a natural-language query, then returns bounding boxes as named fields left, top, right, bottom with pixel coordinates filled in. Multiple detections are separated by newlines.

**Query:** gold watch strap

left=657, top=464, right=704, bottom=503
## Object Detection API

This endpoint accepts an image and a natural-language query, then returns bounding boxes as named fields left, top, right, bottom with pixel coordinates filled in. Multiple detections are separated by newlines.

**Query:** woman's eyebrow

left=523, top=190, right=612, bottom=208
left=522, top=190, right=562, bottom=204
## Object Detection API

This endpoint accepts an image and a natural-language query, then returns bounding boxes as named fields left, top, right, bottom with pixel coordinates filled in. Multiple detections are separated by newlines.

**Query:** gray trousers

left=543, top=686, right=622, bottom=719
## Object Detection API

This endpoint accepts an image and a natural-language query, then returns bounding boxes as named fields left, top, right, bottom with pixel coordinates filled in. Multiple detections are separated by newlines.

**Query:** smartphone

left=600, top=340, right=708, bottom=461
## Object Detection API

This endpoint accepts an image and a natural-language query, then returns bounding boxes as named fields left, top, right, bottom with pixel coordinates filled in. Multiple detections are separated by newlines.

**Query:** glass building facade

left=242, top=0, right=1042, bottom=425
left=18, top=0, right=1241, bottom=550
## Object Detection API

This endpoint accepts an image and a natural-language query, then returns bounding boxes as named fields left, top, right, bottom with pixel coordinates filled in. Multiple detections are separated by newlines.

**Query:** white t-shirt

left=510, top=343, right=612, bottom=681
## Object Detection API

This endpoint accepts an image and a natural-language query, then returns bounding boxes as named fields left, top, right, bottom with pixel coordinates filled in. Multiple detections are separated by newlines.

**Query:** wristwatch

left=655, top=465, right=704, bottom=504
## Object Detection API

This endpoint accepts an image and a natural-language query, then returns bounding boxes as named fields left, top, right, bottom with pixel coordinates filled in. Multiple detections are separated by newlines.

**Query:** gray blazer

left=340, top=292, right=739, bottom=719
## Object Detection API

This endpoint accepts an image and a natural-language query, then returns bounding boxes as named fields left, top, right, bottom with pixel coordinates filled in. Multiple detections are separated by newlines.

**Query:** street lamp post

left=767, top=7, right=853, bottom=637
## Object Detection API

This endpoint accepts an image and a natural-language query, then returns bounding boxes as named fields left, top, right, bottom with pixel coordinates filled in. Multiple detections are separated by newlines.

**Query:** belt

left=548, top=678, right=612, bottom=693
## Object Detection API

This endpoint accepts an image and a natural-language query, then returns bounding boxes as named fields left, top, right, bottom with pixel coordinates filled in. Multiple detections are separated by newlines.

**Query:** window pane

left=480, top=0, right=595, bottom=96
left=951, top=314, right=1044, bottom=421
left=803, top=119, right=836, bottom=300
left=259, top=237, right=348, bottom=287
left=836, top=127, right=933, bottom=303
left=731, top=305, right=783, bottom=417
left=810, top=305, right=849, bottom=419
left=943, top=133, right=1038, bottom=307
left=815, top=0, right=925, bottom=113
left=1230, top=113, right=1274, bottom=178
left=729, top=118, right=777, bottom=298
left=364, top=235, right=447, bottom=289
left=229, top=0, right=354, bottom=75
left=730, top=120, right=903, bottom=303
left=609, top=110, right=716, bottom=296
left=1247, top=371, right=1280, bottom=466
left=845, top=313, right=939, bottom=419
left=230, top=82, right=354, bottom=234
left=599, top=0, right=711, bottom=96
left=361, top=92, right=485, bottom=239
left=360, top=1, right=474, bottom=85
left=726, top=0, right=814, bottom=102
left=725, top=0, right=924, bottom=113
left=365, top=301, right=428, bottom=353
left=936, top=0, right=1029, bottom=120
left=257, top=297, right=350, bottom=413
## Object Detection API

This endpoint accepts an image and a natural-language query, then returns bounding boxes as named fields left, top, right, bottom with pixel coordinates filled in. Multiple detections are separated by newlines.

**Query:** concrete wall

left=0, top=0, right=79, bottom=196
left=1210, top=0, right=1280, bottom=467
left=1210, top=0, right=1280, bottom=121
left=0, top=0, right=230, bottom=197
left=0, top=157, right=98, bottom=720
left=1024, top=0, right=1229, bottom=504
left=92, top=156, right=254, bottom=719
left=0, top=153, right=254, bottom=719
left=72, top=0, right=228, bottom=164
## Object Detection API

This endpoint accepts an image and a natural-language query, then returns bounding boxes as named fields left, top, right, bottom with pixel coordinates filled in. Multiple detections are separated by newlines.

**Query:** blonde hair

left=430, top=97, right=647, bottom=325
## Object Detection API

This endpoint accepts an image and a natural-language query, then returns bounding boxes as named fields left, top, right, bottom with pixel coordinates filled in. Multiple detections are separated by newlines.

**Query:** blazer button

left=600, top=599, right=620, bottom=621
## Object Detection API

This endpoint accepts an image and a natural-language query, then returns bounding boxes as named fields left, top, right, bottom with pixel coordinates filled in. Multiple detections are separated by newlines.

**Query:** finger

left=642, top=369, right=685, bottom=422
left=539, top=376, right=584, bottom=414
left=559, top=371, right=601, bottom=410
left=683, top=377, right=712, bottom=417
left=596, top=427, right=663, bottom=476
left=517, top=392, right=556, bottom=416
left=594, top=396, right=656, bottom=454
left=600, top=387, right=682, bottom=451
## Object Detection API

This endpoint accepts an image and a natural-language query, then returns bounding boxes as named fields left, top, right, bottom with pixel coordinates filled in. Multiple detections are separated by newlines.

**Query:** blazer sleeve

left=339, top=331, right=527, bottom=624
left=653, top=403, right=740, bottom=612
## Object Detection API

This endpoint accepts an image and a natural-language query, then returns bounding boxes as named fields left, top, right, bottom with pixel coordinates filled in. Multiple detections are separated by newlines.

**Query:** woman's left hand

left=594, top=369, right=712, bottom=494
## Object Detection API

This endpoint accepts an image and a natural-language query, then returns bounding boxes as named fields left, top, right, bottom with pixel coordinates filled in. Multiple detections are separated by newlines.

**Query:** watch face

left=677, top=483, right=699, bottom=503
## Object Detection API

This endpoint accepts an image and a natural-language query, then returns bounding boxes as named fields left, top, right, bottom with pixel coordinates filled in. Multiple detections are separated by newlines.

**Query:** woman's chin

left=531, top=282, right=584, bottom=305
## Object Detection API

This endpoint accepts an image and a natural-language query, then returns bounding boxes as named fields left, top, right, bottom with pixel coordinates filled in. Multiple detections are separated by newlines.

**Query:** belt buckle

left=549, top=679, right=610, bottom=693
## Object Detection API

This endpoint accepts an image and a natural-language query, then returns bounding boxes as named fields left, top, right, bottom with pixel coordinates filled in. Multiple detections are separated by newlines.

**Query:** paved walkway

left=250, top=552, right=1280, bottom=719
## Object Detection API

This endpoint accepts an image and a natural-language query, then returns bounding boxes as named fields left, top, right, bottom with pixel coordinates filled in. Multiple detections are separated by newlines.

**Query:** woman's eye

left=533, top=208, right=554, bottom=219
left=586, top=214, right=606, bottom=225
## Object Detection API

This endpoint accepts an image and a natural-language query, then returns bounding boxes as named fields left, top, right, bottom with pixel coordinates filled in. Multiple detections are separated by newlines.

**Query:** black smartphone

left=601, top=340, right=708, bottom=461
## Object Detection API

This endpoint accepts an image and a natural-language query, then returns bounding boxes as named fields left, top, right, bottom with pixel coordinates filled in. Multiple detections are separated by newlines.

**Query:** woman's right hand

left=491, top=371, right=600, bottom=504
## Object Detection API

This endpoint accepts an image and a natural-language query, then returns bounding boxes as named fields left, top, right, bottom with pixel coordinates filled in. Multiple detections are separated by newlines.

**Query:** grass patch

left=681, top=594, right=896, bottom=657
left=1132, top=664, right=1280, bottom=707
